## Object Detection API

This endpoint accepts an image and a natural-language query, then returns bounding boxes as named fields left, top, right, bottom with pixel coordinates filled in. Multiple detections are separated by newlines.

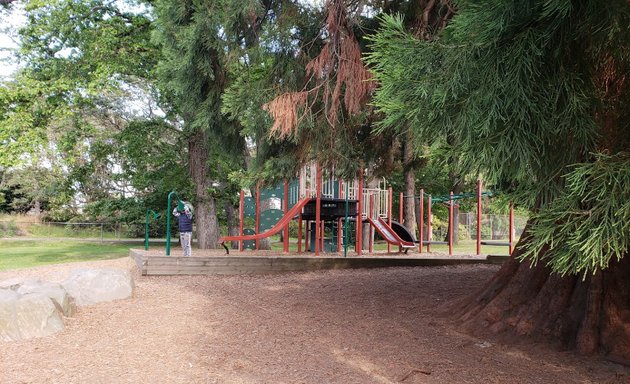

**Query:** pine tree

left=152, top=0, right=252, bottom=248
left=368, top=0, right=630, bottom=361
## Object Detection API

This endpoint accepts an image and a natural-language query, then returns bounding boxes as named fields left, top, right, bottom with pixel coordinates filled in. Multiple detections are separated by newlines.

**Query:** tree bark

left=402, top=130, right=417, bottom=237
left=225, top=200, right=240, bottom=249
left=448, top=221, right=630, bottom=363
left=188, top=130, right=220, bottom=249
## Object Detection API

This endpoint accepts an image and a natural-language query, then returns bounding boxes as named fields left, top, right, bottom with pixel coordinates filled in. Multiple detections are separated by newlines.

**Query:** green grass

left=0, top=240, right=131, bottom=271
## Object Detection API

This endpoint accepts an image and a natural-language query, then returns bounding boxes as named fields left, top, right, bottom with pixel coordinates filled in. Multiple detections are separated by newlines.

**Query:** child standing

left=172, top=201, right=194, bottom=257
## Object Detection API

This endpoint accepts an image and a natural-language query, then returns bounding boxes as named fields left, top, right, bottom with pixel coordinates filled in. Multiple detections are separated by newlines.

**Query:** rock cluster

left=0, top=269, right=133, bottom=341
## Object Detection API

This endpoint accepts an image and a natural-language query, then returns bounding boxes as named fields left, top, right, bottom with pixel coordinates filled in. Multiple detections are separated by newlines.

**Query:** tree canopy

left=367, top=0, right=630, bottom=276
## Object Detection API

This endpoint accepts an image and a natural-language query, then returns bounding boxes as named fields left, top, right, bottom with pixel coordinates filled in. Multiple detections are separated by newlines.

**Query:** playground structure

left=218, top=163, right=518, bottom=256
left=399, top=180, right=517, bottom=256
left=219, top=162, right=416, bottom=256
left=154, top=164, right=518, bottom=257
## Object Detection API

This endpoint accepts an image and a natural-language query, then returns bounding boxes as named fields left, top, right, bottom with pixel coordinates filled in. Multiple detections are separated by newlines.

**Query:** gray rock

left=0, top=278, right=26, bottom=290
left=0, top=291, right=64, bottom=341
left=17, top=280, right=76, bottom=317
left=62, top=269, right=134, bottom=306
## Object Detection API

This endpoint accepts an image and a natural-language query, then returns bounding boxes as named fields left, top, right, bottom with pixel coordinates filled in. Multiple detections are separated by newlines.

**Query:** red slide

left=366, top=216, right=416, bottom=249
left=219, top=198, right=312, bottom=243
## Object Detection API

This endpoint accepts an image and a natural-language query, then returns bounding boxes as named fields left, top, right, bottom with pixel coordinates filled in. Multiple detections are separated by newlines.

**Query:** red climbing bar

left=476, top=180, right=482, bottom=256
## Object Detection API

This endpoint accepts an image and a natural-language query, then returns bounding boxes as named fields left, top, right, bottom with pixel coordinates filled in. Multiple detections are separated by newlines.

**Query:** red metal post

left=315, top=163, right=322, bottom=256
left=338, top=179, right=343, bottom=252
left=388, top=187, right=393, bottom=253
left=399, top=192, right=403, bottom=223
left=449, top=191, right=454, bottom=256
left=509, top=203, right=514, bottom=254
left=427, top=195, right=432, bottom=253
left=369, top=194, right=374, bottom=253
left=477, top=180, right=482, bottom=256
left=283, top=179, right=289, bottom=253
left=239, top=190, right=244, bottom=251
left=255, top=182, right=260, bottom=251
left=356, top=167, right=364, bottom=255
left=419, top=190, right=424, bottom=253
left=427, top=195, right=433, bottom=253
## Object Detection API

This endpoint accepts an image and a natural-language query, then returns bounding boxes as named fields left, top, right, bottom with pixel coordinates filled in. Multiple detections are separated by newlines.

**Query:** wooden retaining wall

left=130, top=249, right=503, bottom=276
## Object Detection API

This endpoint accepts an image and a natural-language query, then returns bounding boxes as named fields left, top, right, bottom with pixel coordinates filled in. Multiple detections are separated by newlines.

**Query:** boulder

left=17, top=280, right=76, bottom=317
left=0, top=289, right=21, bottom=340
left=0, top=278, right=25, bottom=290
left=62, top=269, right=134, bottom=306
left=0, top=290, right=64, bottom=341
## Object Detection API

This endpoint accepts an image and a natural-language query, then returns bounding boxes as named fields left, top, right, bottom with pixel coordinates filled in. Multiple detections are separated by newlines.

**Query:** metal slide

left=366, top=216, right=416, bottom=249
left=219, top=198, right=312, bottom=243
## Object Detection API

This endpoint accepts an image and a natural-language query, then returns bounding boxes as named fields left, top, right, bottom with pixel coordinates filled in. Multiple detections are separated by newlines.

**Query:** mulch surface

left=1, top=256, right=629, bottom=383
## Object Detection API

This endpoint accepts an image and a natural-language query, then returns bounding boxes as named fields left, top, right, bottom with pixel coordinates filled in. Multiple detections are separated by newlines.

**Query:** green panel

left=260, top=209, right=284, bottom=232
left=244, top=197, right=256, bottom=217
left=260, top=185, right=284, bottom=200
left=243, top=228, right=256, bottom=250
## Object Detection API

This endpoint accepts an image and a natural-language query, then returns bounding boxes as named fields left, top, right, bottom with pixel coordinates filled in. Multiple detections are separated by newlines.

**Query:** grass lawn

left=0, top=240, right=131, bottom=271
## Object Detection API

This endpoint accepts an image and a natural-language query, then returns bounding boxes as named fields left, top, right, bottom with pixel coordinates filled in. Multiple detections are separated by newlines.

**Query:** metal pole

left=509, top=203, right=514, bottom=254
left=145, top=210, right=149, bottom=250
left=369, top=194, right=374, bottom=253
left=388, top=187, right=393, bottom=253
left=344, top=181, right=349, bottom=258
left=239, top=190, right=244, bottom=251
left=449, top=191, right=454, bottom=256
left=283, top=179, right=289, bottom=253
left=356, top=165, right=363, bottom=255
left=315, top=163, right=322, bottom=256
left=399, top=192, right=403, bottom=223
left=477, top=180, right=482, bottom=256
left=166, top=191, right=180, bottom=256
left=427, top=195, right=432, bottom=253
left=255, top=182, right=260, bottom=251
left=419, top=190, right=424, bottom=253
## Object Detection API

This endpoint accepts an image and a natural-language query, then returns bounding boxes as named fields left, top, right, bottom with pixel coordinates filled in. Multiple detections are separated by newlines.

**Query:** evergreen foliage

left=367, top=0, right=630, bottom=275
left=523, top=152, right=630, bottom=276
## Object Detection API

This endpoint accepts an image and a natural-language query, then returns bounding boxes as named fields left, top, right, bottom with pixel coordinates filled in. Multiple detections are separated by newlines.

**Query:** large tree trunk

left=402, top=131, right=417, bottom=237
left=189, top=130, right=220, bottom=249
left=449, top=222, right=630, bottom=364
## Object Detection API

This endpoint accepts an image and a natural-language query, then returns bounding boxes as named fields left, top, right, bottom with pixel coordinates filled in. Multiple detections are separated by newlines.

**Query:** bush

left=0, top=220, right=19, bottom=237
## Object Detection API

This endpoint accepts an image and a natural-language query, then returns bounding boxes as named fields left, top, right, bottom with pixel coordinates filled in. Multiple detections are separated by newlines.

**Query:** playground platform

left=130, top=248, right=508, bottom=276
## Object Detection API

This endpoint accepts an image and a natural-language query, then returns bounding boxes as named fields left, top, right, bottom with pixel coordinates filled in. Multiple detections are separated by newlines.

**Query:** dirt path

left=1, top=258, right=628, bottom=383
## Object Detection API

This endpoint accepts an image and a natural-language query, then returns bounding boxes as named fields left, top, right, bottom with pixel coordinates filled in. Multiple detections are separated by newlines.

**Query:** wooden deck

left=130, top=249, right=506, bottom=276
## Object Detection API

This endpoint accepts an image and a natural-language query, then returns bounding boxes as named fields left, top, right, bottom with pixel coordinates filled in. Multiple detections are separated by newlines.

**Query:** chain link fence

left=0, top=220, right=143, bottom=242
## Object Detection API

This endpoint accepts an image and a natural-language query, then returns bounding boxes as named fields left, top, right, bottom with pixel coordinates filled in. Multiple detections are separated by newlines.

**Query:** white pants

left=180, top=232, right=192, bottom=257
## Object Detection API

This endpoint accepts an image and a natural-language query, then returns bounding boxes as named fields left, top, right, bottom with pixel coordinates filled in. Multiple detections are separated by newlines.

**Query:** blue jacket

left=172, top=206, right=193, bottom=232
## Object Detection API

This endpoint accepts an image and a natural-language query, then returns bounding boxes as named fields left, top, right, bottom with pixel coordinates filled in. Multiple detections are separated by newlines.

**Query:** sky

left=0, top=4, right=26, bottom=79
